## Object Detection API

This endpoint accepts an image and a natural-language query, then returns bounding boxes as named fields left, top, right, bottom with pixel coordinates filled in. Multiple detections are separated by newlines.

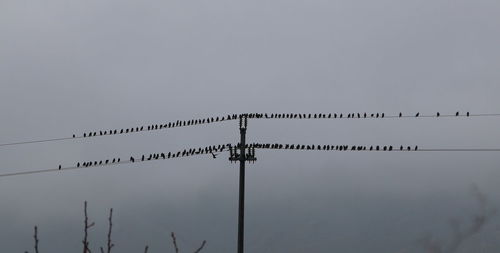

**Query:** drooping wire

left=1, top=111, right=499, bottom=148
left=0, top=144, right=233, bottom=178
left=2, top=142, right=500, bottom=178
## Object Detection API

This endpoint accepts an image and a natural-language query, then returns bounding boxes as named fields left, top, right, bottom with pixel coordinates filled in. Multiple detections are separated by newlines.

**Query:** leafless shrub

left=26, top=202, right=206, bottom=253
left=418, top=185, right=497, bottom=253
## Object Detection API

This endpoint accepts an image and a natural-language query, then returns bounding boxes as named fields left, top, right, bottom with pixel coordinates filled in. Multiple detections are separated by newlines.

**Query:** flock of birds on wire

left=60, top=142, right=420, bottom=171
left=73, top=111, right=471, bottom=139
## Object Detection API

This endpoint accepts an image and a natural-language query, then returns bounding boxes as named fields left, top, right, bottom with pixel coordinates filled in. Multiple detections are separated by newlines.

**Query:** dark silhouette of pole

left=229, top=115, right=256, bottom=253
left=238, top=117, right=246, bottom=253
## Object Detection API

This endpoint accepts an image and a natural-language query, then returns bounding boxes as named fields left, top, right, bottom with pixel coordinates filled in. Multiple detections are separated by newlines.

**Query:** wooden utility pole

left=229, top=115, right=256, bottom=253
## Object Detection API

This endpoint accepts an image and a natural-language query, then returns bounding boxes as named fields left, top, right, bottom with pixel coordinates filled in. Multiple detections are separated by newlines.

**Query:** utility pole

left=229, top=115, right=256, bottom=253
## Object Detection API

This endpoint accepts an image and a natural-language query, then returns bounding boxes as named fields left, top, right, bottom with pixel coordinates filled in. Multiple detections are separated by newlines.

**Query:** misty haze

left=1, top=0, right=500, bottom=252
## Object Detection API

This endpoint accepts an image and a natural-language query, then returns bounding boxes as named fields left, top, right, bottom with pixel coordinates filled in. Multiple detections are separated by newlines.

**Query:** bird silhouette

left=456, top=112, right=459, bottom=116
left=437, top=112, right=440, bottom=117
left=415, top=112, right=420, bottom=117
left=467, top=112, right=470, bottom=117
left=399, top=112, right=402, bottom=117
left=58, top=165, right=61, bottom=170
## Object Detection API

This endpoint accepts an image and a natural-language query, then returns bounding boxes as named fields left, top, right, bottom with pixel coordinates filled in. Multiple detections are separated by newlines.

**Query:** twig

left=171, top=232, right=179, bottom=253
left=106, top=208, right=114, bottom=253
left=33, top=226, right=39, bottom=253
left=83, top=201, right=95, bottom=253
left=193, top=240, right=206, bottom=253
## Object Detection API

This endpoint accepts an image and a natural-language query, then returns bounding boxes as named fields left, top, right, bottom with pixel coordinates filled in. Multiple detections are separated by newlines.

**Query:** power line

left=1, top=111, right=498, bottom=148
left=2, top=144, right=500, bottom=179
left=249, top=143, right=500, bottom=152
left=0, top=144, right=232, bottom=178
left=0, top=114, right=240, bottom=147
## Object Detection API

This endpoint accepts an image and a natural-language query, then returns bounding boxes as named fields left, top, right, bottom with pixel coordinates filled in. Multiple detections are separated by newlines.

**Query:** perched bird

left=399, top=112, right=402, bottom=117
left=437, top=112, right=440, bottom=117
left=130, top=157, right=135, bottom=162
left=467, top=112, right=470, bottom=117
left=73, top=134, right=76, bottom=138
left=59, top=165, right=61, bottom=170
left=77, top=162, right=80, bottom=168
left=456, top=112, right=459, bottom=116
left=415, top=112, right=420, bottom=117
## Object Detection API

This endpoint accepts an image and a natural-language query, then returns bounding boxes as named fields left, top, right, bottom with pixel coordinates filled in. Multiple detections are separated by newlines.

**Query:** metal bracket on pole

left=228, top=114, right=256, bottom=253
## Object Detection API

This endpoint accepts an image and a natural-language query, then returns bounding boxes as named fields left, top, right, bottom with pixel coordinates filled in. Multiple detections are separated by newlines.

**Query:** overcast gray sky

left=1, top=0, right=500, bottom=252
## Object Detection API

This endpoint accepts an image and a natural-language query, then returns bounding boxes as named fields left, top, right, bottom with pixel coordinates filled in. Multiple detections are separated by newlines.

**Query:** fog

left=1, top=0, right=500, bottom=252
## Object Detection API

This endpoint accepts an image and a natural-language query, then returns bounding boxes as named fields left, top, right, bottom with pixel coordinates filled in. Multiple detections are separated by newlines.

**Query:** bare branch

left=106, top=208, right=114, bottom=253
left=82, top=201, right=93, bottom=253
left=170, top=232, right=179, bottom=253
left=33, top=226, right=39, bottom=253
left=193, top=240, right=206, bottom=253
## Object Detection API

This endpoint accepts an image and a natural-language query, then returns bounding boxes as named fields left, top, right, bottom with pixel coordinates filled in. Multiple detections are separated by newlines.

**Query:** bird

left=467, top=112, right=470, bottom=117
left=211, top=152, right=218, bottom=159
left=73, top=134, right=76, bottom=138
left=399, top=112, right=402, bottom=117
left=77, top=162, right=80, bottom=168
left=58, top=165, right=61, bottom=170
left=437, top=112, right=440, bottom=117
left=415, top=112, right=420, bottom=117
left=456, top=112, right=459, bottom=116
left=130, top=157, right=135, bottom=162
